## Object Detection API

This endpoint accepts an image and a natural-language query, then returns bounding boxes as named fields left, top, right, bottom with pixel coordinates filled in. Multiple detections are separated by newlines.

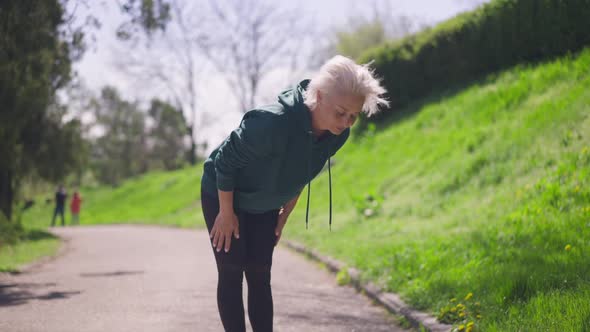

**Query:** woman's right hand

left=210, top=211, right=240, bottom=252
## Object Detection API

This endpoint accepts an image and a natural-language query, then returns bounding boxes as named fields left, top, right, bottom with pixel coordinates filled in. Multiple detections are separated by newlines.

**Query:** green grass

left=283, top=48, right=590, bottom=331
left=22, top=166, right=204, bottom=229
left=0, top=229, right=60, bottom=272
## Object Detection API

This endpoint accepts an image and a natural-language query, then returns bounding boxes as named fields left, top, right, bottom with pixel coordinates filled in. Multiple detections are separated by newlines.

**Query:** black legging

left=51, top=206, right=65, bottom=226
left=201, top=191, right=279, bottom=332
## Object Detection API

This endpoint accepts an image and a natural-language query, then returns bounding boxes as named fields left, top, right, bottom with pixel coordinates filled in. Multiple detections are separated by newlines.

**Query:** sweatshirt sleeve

left=214, top=111, right=278, bottom=191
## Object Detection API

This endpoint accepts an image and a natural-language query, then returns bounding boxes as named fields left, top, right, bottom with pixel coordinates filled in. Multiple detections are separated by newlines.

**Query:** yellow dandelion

left=476, top=314, right=482, bottom=319
left=459, top=312, right=466, bottom=318
left=451, top=308, right=457, bottom=313
left=565, top=244, right=572, bottom=251
left=465, top=292, right=473, bottom=301
left=450, top=298, right=457, bottom=303
left=467, top=322, right=475, bottom=327
left=466, top=326, right=473, bottom=332
left=458, top=324, right=465, bottom=331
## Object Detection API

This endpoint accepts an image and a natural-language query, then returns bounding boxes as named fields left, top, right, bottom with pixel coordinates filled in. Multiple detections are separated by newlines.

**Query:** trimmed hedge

left=362, top=0, right=590, bottom=119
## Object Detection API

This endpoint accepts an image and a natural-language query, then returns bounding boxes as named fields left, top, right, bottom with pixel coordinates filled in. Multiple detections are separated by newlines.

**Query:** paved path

left=0, top=225, right=405, bottom=332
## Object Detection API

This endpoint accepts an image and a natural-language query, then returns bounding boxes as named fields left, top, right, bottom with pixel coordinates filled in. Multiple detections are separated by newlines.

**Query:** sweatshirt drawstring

left=306, top=131, right=312, bottom=230
left=305, top=130, right=333, bottom=231
left=328, top=157, right=332, bottom=231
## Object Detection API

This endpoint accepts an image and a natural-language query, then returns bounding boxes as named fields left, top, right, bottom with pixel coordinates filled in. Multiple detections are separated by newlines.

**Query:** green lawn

left=10, top=48, right=590, bottom=330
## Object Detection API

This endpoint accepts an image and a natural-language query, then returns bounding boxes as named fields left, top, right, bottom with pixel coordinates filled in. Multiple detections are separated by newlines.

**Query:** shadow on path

left=0, top=282, right=81, bottom=307
left=79, top=270, right=144, bottom=278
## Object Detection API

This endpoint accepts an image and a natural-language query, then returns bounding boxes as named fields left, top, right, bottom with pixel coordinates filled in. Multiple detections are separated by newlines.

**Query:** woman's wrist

left=218, top=189, right=234, bottom=214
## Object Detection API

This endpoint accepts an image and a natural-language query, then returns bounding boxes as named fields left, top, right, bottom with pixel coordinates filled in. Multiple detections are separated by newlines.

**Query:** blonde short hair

left=304, top=55, right=389, bottom=117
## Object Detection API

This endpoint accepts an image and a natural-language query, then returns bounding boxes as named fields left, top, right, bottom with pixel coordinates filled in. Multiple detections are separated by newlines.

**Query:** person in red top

left=70, top=191, right=82, bottom=225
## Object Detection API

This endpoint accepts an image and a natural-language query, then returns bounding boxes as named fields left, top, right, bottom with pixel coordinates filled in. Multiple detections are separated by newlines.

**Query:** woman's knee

left=244, top=264, right=271, bottom=286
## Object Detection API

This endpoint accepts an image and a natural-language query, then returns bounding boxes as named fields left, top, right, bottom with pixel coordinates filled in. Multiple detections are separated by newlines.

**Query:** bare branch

left=195, top=0, right=313, bottom=111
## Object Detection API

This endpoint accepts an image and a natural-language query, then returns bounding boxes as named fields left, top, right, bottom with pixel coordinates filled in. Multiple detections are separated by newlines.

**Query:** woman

left=200, top=55, right=388, bottom=331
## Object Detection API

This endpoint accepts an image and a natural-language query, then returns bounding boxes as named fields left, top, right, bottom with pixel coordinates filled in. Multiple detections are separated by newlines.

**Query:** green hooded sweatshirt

left=201, top=79, right=349, bottom=223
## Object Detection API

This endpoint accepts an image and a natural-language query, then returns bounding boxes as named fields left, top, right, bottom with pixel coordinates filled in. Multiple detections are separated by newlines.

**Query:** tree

left=89, top=87, right=149, bottom=186
left=0, top=0, right=87, bottom=221
left=195, top=0, right=313, bottom=112
left=116, top=0, right=172, bottom=40
left=147, top=99, right=190, bottom=170
left=115, top=0, right=205, bottom=165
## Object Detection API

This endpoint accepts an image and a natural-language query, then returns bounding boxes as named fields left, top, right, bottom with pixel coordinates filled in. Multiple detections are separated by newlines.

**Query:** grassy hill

left=284, top=49, right=590, bottom=331
left=12, top=48, right=590, bottom=330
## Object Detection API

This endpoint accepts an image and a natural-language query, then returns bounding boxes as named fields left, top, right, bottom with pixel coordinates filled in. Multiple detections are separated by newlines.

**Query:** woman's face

left=315, top=91, right=364, bottom=136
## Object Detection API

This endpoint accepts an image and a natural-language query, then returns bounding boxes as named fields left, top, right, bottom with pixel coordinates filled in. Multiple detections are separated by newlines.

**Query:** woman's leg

left=242, top=209, right=279, bottom=332
left=201, top=191, right=247, bottom=332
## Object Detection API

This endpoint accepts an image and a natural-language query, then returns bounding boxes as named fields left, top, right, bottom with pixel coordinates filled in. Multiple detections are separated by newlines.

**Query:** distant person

left=51, top=185, right=67, bottom=227
left=70, top=191, right=82, bottom=225
left=200, top=55, right=388, bottom=331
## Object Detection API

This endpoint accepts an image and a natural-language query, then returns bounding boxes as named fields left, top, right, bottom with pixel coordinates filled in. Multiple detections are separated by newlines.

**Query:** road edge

left=282, top=239, right=452, bottom=332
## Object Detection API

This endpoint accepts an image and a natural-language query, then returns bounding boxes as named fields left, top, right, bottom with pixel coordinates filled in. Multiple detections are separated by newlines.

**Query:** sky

left=73, top=0, right=487, bottom=153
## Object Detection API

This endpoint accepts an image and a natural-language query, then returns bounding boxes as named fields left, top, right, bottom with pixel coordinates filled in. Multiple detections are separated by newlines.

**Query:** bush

left=361, top=0, right=590, bottom=124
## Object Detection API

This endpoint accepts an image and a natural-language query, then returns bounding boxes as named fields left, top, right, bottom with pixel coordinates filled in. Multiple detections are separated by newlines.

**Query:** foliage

left=116, top=0, right=171, bottom=40
left=438, top=293, right=482, bottom=331
left=360, top=0, right=590, bottom=124
left=89, top=87, right=189, bottom=186
left=90, top=87, right=149, bottom=186
left=147, top=99, right=190, bottom=170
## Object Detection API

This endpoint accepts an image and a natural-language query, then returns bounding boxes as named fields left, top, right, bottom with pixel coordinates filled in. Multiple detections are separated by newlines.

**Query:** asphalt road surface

left=0, top=225, right=406, bottom=332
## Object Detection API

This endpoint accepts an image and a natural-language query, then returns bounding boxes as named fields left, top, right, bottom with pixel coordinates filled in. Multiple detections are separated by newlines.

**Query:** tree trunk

left=187, top=125, right=196, bottom=166
left=189, top=139, right=197, bottom=166
left=0, top=167, right=13, bottom=221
